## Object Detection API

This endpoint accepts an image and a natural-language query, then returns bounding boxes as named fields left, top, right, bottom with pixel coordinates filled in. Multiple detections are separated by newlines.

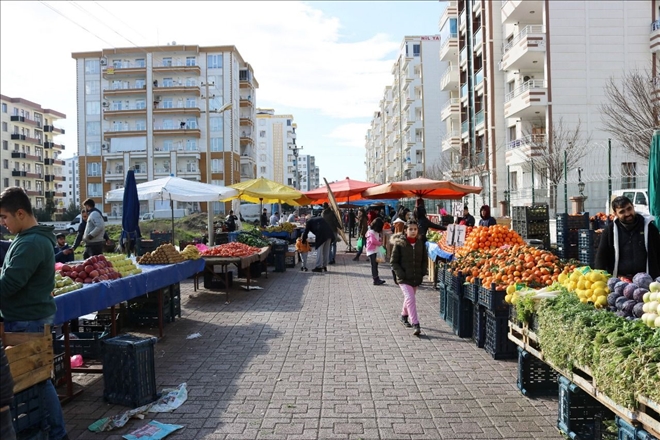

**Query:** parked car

left=141, top=212, right=154, bottom=220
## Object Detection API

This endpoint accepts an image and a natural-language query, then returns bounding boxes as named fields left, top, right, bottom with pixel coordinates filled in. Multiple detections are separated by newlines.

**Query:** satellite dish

left=172, top=41, right=176, bottom=45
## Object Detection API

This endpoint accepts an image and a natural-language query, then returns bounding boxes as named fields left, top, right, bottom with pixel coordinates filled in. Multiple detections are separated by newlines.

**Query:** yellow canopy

left=221, top=177, right=312, bottom=206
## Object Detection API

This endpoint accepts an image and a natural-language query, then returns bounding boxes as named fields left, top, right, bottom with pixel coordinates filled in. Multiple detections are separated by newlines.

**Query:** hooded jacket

left=390, top=233, right=427, bottom=287
left=84, top=207, right=106, bottom=244
left=0, top=224, right=57, bottom=321
left=478, top=205, right=497, bottom=227
left=594, top=214, right=660, bottom=279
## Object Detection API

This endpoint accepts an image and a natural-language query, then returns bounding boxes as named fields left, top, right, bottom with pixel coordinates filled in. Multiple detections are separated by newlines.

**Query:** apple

left=62, top=264, right=72, bottom=272
left=75, top=277, right=84, bottom=283
left=84, top=277, right=92, bottom=284
left=89, top=270, right=99, bottom=278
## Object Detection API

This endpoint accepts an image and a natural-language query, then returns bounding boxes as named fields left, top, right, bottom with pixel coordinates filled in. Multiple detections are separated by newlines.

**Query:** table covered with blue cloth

left=426, top=241, right=454, bottom=262
left=54, top=258, right=205, bottom=325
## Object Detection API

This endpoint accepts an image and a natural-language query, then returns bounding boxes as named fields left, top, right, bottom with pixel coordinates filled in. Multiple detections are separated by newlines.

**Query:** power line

left=92, top=1, right=153, bottom=45
left=67, top=1, right=143, bottom=49
left=39, top=1, right=116, bottom=48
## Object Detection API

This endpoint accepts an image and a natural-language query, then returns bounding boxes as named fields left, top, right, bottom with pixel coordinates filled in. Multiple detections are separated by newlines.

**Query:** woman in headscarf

left=478, top=205, right=497, bottom=227
left=414, top=204, right=446, bottom=243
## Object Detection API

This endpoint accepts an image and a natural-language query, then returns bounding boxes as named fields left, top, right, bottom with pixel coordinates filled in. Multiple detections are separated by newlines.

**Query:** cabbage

left=614, top=281, right=629, bottom=296
left=615, top=296, right=629, bottom=310
left=623, top=283, right=638, bottom=299
left=633, top=288, right=648, bottom=302
left=622, top=300, right=637, bottom=316
left=607, top=277, right=620, bottom=291
left=632, top=272, right=653, bottom=290
left=633, top=302, right=645, bottom=318
left=607, top=292, right=622, bottom=307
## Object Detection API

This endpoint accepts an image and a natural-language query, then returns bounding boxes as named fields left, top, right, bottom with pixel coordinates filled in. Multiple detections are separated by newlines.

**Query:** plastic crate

left=228, top=231, right=240, bottom=242
left=274, top=252, right=286, bottom=272
left=127, top=288, right=175, bottom=326
left=52, top=352, right=66, bottom=386
left=558, top=375, right=615, bottom=440
left=579, top=248, right=595, bottom=268
left=53, top=331, right=109, bottom=360
left=614, top=416, right=657, bottom=440
left=478, top=282, right=509, bottom=314
left=512, top=204, right=550, bottom=222
left=557, top=213, right=590, bottom=231
left=451, top=291, right=473, bottom=339
left=445, top=288, right=456, bottom=328
left=170, top=283, right=181, bottom=319
left=557, top=229, right=580, bottom=246
left=512, top=219, right=550, bottom=238
left=102, top=334, right=158, bottom=408
left=472, top=304, right=486, bottom=348
left=517, top=347, right=558, bottom=397
left=203, top=270, right=233, bottom=289
left=271, top=242, right=288, bottom=254
left=10, top=383, right=48, bottom=434
left=484, top=310, right=517, bottom=360
left=238, top=261, right=262, bottom=279
left=439, top=284, right=448, bottom=321
left=465, top=280, right=479, bottom=303
left=149, top=232, right=172, bottom=245
left=556, top=243, right=579, bottom=260
left=137, top=239, right=157, bottom=256
left=448, top=270, right=465, bottom=298
left=578, top=229, right=594, bottom=249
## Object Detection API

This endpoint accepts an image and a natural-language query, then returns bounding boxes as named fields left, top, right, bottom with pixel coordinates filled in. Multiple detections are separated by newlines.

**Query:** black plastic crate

left=478, top=282, right=509, bottom=314
left=558, top=375, right=615, bottom=440
left=579, top=248, right=595, bottom=268
left=204, top=268, right=234, bottom=289
left=517, top=347, right=558, bottom=397
left=451, top=291, right=473, bottom=339
left=274, top=253, right=286, bottom=272
left=472, top=304, right=486, bottom=348
left=53, top=331, right=109, bottom=360
left=238, top=261, right=262, bottom=279
left=127, top=288, right=175, bottom=326
left=271, top=243, right=288, bottom=254
left=52, top=352, right=66, bottom=386
left=448, top=270, right=465, bottom=298
left=512, top=204, right=549, bottom=222
left=439, top=284, right=448, bottom=321
left=485, top=310, right=517, bottom=360
left=150, top=232, right=172, bottom=245
left=445, top=288, right=456, bottom=328
left=170, top=283, right=181, bottom=319
left=557, top=229, right=580, bottom=246
left=557, top=213, right=590, bottom=231
left=556, top=243, right=579, bottom=260
left=11, top=383, right=48, bottom=434
left=578, top=229, right=594, bottom=249
left=102, top=334, right=158, bottom=408
left=464, top=280, right=479, bottom=303
left=513, top=219, right=550, bottom=238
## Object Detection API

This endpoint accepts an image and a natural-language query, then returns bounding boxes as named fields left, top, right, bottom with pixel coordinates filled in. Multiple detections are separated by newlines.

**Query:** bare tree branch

left=599, top=67, right=657, bottom=160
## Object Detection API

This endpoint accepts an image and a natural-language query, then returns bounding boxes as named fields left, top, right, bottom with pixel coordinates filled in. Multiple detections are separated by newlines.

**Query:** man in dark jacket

left=0, top=339, right=16, bottom=440
left=414, top=205, right=446, bottom=242
left=478, top=205, right=497, bottom=227
left=225, top=210, right=238, bottom=232
left=321, top=202, right=341, bottom=264
left=72, top=210, right=110, bottom=258
left=260, top=208, right=268, bottom=228
left=54, top=233, right=74, bottom=263
left=595, top=196, right=660, bottom=279
left=302, top=216, right=335, bottom=272
left=460, top=205, right=476, bottom=227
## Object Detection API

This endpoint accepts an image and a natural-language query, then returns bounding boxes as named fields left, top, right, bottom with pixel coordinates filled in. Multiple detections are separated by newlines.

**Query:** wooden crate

left=2, top=325, right=54, bottom=393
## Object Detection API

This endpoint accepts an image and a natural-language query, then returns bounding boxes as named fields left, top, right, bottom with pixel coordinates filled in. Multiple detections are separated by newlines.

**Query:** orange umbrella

left=361, top=177, right=482, bottom=200
left=305, top=177, right=378, bottom=204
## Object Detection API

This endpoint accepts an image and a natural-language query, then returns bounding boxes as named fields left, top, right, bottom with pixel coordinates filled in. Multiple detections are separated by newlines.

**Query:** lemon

left=505, top=294, right=512, bottom=303
left=579, top=297, right=588, bottom=303
left=577, top=280, right=586, bottom=290
left=506, top=284, right=516, bottom=295
left=568, top=281, right=577, bottom=292
left=593, top=287, right=605, bottom=298
left=595, top=296, right=608, bottom=308
left=558, top=273, right=568, bottom=283
left=592, top=281, right=606, bottom=290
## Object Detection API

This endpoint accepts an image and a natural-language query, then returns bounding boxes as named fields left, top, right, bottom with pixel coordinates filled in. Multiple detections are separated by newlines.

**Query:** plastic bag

left=376, top=246, right=386, bottom=263
left=356, top=237, right=364, bottom=251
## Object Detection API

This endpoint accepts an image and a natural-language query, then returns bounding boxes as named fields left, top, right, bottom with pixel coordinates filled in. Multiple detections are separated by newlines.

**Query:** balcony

left=10, top=115, right=24, bottom=122
left=651, top=19, right=660, bottom=53
left=12, top=170, right=26, bottom=177
left=474, top=110, right=485, bottom=130
left=440, top=65, right=459, bottom=91
left=506, top=134, right=546, bottom=165
left=152, top=106, right=201, bottom=117
left=25, top=136, right=43, bottom=145
left=25, top=190, right=43, bottom=197
left=441, top=131, right=461, bottom=152
left=152, top=61, right=200, bottom=76
left=105, top=169, right=125, bottom=181
left=44, top=158, right=55, bottom=165
left=102, top=62, right=146, bottom=78
left=153, top=127, right=201, bottom=138
left=27, top=154, right=42, bottom=162
left=175, top=169, right=202, bottom=180
left=153, top=85, right=201, bottom=97
left=474, top=69, right=484, bottom=94
left=459, top=9, right=466, bottom=34
left=177, top=148, right=201, bottom=159
left=461, top=120, right=469, bottom=136
left=439, top=32, right=459, bottom=61
left=239, top=96, right=253, bottom=107
left=240, top=116, right=254, bottom=126
left=43, top=125, right=64, bottom=134
left=11, top=134, right=26, bottom=140
left=103, top=86, right=147, bottom=97
left=104, top=127, right=148, bottom=138
left=240, top=132, right=254, bottom=144
left=11, top=151, right=26, bottom=159
left=501, top=0, right=544, bottom=25
left=460, top=82, right=469, bottom=102
left=473, top=0, right=482, bottom=16
left=134, top=170, right=149, bottom=180
left=473, top=28, right=483, bottom=54
left=103, top=108, right=148, bottom=118
left=500, top=25, right=546, bottom=71
left=438, top=1, right=457, bottom=32
left=441, top=98, right=460, bottom=121
left=26, top=172, right=42, bottom=179
left=45, top=174, right=55, bottom=182
left=504, top=79, right=547, bottom=118
left=459, top=47, right=468, bottom=68
left=53, top=159, right=65, bottom=166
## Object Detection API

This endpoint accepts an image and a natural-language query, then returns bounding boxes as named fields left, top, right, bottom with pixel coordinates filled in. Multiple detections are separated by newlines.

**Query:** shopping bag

left=356, top=237, right=364, bottom=251
left=376, top=246, right=386, bottom=263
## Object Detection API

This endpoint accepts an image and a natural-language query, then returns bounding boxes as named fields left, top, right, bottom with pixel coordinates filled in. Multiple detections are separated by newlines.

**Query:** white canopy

left=106, top=176, right=238, bottom=202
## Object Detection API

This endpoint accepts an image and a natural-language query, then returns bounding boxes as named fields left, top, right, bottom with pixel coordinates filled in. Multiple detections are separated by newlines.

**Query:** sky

left=0, top=1, right=444, bottom=184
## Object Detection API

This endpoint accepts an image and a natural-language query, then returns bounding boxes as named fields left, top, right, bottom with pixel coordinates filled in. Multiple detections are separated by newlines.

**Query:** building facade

left=0, top=94, right=66, bottom=214
left=297, top=154, right=320, bottom=192
left=71, top=44, right=258, bottom=216
left=63, top=155, right=80, bottom=210
left=438, top=0, right=653, bottom=215
left=365, top=36, right=449, bottom=184
left=255, top=109, right=298, bottom=187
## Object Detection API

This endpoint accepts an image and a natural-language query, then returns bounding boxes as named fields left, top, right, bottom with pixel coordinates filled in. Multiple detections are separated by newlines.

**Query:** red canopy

left=361, top=177, right=482, bottom=200
left=304, top=177, right=378, bottom=204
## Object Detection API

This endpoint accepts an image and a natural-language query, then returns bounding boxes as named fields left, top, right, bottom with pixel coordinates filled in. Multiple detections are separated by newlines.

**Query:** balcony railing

left=505, top=79, right=547, bottom=102
left=461, top=83, right=469, bottom=98
left=441, top=131, right=461, bottom=143
left=473, top=28, right=483, bottom=47
left=507, top=134, right=546, bottom=150
left=503, top=25, right=546, bottom=53
left=475, top=69, right=484, bottom=86
left=460, top=47, right=467, bottom=64
left=442, top=98, right=460, bottom=113
left=652, top=19, right=660, bottom=32
left=461, top=120, right=469, bottom=134
left=474, top=110, right=485, bottom=126
left=439, top=32, right=458, bottom=54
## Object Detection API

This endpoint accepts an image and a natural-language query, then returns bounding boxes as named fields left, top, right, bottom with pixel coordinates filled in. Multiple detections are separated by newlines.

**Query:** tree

left=524, top=117, right=590, bottom=212
left=425, top=151, right=461, bottom=182
left=61, top=201, right=80, bottom=221
left=44, top=195, right=55, bottom=220
left=600, top=68, right=657, bottom=161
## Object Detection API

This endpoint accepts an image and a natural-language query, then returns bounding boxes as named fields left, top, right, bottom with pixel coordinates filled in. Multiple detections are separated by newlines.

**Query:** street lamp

left=577, top=167, right=585, bottom=196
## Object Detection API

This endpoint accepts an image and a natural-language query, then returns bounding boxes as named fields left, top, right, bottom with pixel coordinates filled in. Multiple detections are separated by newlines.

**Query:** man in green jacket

left=0, top=187, right=69, bottom=440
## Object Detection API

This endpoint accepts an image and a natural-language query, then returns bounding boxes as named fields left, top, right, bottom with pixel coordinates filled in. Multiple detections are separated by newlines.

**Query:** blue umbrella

left=120, top=170, right=141, bottom=256
left=649, top=130, right=660, bottom=218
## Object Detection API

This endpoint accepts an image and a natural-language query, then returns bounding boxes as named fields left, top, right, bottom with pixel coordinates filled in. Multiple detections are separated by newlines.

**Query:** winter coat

left=322, top=208, right=341, bottom=232
left=365, top=229, right=382, bottom=256
left=594, top=214, right=660, bottom=279
left=390, top=233, right=427, bottom=287
left=478, top=205, right=497, bottom=227
left=302, top=217, right=336, bottom=250
left=357, top=215, right=368, bottom=238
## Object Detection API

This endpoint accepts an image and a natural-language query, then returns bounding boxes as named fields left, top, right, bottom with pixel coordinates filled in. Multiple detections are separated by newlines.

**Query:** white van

left=606, top=189, right=650, bottom=215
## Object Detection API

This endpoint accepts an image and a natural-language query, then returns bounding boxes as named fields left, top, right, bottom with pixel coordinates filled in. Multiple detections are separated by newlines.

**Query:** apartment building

left=365, top=36, right=448, bottom=184
left=63, top=155, right=80, bottom=209
left=0, top=94, right=66, bottom=214
left=440, top=0, right=653, bottom=215
left=255, top=109, right=300, bottom=188
left=71, top=44, right=258, bottom=216
left=297, top=154, right=320, bottom=192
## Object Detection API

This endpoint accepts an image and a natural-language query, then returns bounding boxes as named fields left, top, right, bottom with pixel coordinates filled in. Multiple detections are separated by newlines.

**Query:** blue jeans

left=3, top=316, right=67, bottom=440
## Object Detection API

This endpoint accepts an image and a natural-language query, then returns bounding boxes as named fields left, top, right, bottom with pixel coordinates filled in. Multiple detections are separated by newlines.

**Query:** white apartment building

left=255, top=109, right=300, bottom=187
left=365, top=36, right=448, bottom=184
left=63, top=155, right=80, bottom=209
left=297, top=154, right=320, bottom=192
left=439, top=0, right=655, bottom=215
left=71, top=44, right=258, bottom=216
left=0, top=94, right=66, bottom=214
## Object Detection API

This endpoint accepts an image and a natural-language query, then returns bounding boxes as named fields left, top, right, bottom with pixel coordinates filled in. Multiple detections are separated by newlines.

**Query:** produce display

left=105, top=254, right=142, bottom=277
left=137, top=243, right=185, bottom=265
left=201, top=242, right=262, bottom=258
left=641, top=278, right=660, bottom=328
left=458, top=225, right=525, bottom=255
left=264, top=222, right=295, bottom=233
left=58, top=255, right=122, bottom=284
left=180, top=244, right=202, bottom=260
left=590, top=212, right=614, bottom=227
left=237, top=231, right=270, bottom=248
left=557, top=267, right=611, bottom=308
left=426, top=230, right=443, bottom=243
left=53, top=273, right=83, bottom=296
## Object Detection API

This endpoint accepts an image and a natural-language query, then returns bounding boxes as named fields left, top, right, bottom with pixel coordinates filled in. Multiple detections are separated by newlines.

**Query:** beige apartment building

left=71, top=44, right=258, bottom=216
left=0, top=95, right=66, bottom=214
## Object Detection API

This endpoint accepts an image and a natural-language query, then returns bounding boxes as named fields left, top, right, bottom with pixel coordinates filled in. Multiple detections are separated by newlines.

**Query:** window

left=260, top=166, right=266, bottom=174
left=621, top=162, right=637, bottom=189
left=162, top=57, right=172, bottom=67
left=185, top=98, right=196, bottom=108
left=162, top=140, right=173, bottom=151
left=86, top=101, right=100, bottom=115
left=210, top=137, right=223, bottom=152
left=135, top=58, right=145, bottom=67
left=185, top=77, right=197, bottom=87
left=259, top=130, right=266, bottom=138
left=287, top=119, right=292, bottom=126
left=2, top=159, right=7, bottom=169
left=3, top=178, right=8, bottom=187
left=162, top=98, right=173, bottom=109
left=2, top=140, right=7, bottom=150
left=87, top=183, right=102, bottom=197
left=209, top=117, right=224, bottom=132
left=135, top=120, right=146, bottom=130
left=413, top=44, right=420, bottom=56
left=135, top=78, right=146, bottom=88
left=86, top=122, right=100, bottom=136
left=135, top=99, right=146, bottom=109
left=185, top=56, right=196, bottom=66
left=211, top=159, right=223, bottom=172
left=186, top=118, right=198, bottom=129
left=185, top=139, right=197, bottom=151
left=1, top=103, right=6, bottom=113
left=510, top=171, right=518, bottom=191
left=2, top=122, right=7, bottom=132
left=207, top=54, right=222, bottom=69
left=163, top=78, right=173, bottom=87
left=186, top=161, right=197, bottom=172
left=85, top=60, right=100, bottom=74
left=85, top=80, right=100, bottom=95
left=161, top=119, right=173, bottom=129
left=111, top=80, right=125, bottom=90
left=87, top=162, right=101, bottom=177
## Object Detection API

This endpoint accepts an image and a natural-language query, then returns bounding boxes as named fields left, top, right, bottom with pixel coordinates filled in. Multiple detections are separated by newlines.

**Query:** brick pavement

left=61, top=246, right=562, bottom=439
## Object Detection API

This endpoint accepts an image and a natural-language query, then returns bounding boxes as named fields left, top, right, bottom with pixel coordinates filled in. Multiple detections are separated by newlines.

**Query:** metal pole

left=204, top=80, right=215, bottom=246
left=608, top=138, right=612, bottom=202
left=507, top=165, right=511, bottom=216
left=564, top=149, right=568, bottom=214
left=531, top=160, right=535, bottom=205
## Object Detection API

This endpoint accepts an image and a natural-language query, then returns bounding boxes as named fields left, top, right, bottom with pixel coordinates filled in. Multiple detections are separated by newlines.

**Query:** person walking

left=0, top=187, right=69, bottom=440
left=82, top=198, right=106, bottom=257
left=321, top=202, right=341, bottom=265
left=391, top=220, right=427, bottom=336
left=478, top=205, right=497, bottom=227
left=301, top=216, right=335, bottom=273
left=366, top=217, right=386, bottom=285
left=352, top=208, right=368, bottom=261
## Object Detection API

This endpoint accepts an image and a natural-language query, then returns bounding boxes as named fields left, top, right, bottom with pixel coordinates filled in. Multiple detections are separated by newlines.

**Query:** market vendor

left=0, top=187, right=69, bottom=440
left=54, top=232, right=74, bottom=263
left=594, top=195, right=660, bottom=279
left=478, top=205, right=497, bottom=227
left=414, top=204, right=446, bottom=244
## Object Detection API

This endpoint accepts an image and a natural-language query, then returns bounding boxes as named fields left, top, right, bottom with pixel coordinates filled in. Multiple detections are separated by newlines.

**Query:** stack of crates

left=10, top=383, right=49, bottom=439
left=150, top=232, right=172, bottom=245
left=127, top=286, right=180, bottom=327
left=517, top=347, right=558, bottom=397
left=272, top=242, right=288, bottom=273
left=479, top=281, right=515, bottom=359
left=511, top=204, right=550, bottom=249
left=447, top=270, right=472, bottom=339
left=615, top=416, right=657, bottom=440
left=556, top=213, right=590, bottom=261
left=557, top=375, right=615, bottom=440
left=578, top=229, right=596, bottom=267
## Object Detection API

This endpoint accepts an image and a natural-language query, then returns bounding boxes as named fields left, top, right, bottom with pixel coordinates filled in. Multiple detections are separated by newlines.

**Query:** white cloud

left=327, top=123, right=371, bottom=148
